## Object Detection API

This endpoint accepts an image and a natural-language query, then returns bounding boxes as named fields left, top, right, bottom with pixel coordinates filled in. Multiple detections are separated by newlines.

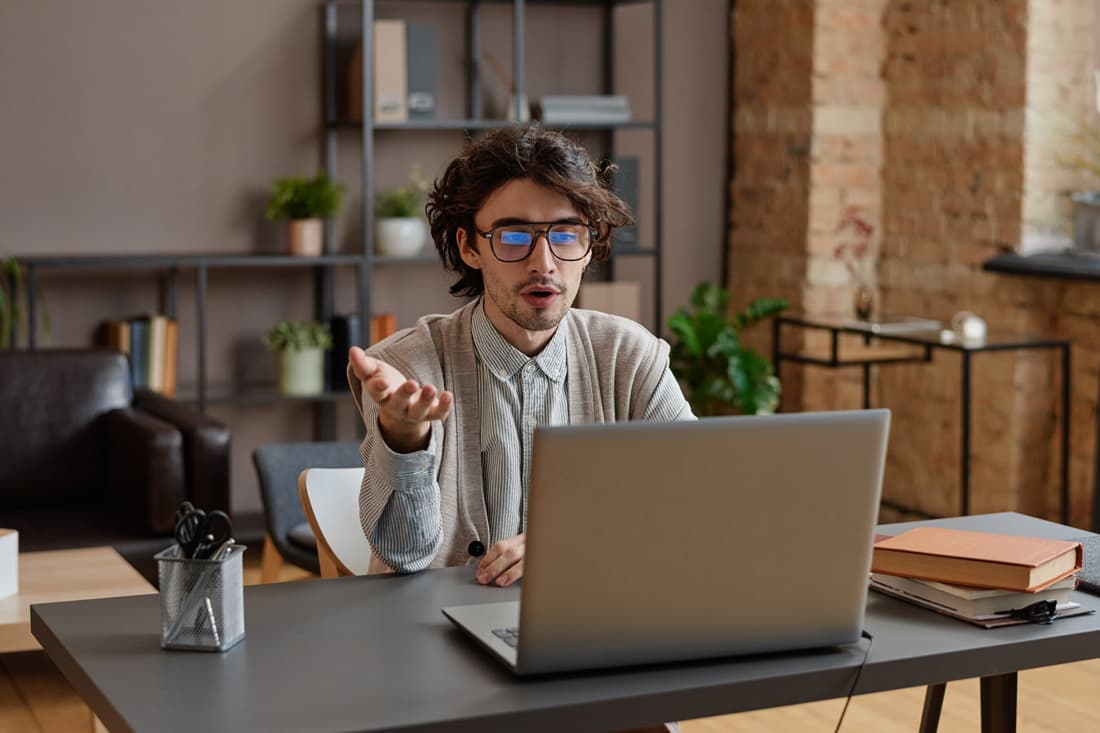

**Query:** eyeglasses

left=477, top=221, right=596, bottom=262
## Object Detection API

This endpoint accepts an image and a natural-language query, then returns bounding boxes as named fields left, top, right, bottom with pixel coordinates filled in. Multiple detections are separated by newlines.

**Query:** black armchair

left=0, top=349, right=230, bottom=582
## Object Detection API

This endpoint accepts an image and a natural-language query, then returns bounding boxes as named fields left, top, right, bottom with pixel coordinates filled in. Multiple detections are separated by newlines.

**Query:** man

left=348, top=126, right=693, bottom=585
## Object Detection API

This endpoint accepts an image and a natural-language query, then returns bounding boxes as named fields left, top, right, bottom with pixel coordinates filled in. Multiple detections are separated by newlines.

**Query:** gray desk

left=32, top=513, right=1100, bottom=733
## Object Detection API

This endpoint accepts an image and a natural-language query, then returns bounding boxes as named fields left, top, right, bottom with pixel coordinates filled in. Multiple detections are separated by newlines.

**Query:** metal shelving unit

left=322, top=0, right=663, bottom=329
left=15, top=252, right=365, bottom=424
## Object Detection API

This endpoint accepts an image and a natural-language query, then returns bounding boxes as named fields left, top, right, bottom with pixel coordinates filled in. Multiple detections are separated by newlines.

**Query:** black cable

left=833, top=630, right=873, bottom=733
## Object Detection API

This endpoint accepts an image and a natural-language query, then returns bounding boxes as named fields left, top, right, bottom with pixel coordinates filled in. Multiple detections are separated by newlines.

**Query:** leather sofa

left=0, top=349, right=230, bottom=582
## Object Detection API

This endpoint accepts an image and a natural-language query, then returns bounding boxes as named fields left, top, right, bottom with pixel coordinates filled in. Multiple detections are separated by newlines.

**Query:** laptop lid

left=511, top=409, right=890, bottom=675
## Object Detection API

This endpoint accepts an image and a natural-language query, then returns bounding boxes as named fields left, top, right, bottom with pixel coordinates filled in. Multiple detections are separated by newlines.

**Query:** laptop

left=442, top=409, right=890, bottom=676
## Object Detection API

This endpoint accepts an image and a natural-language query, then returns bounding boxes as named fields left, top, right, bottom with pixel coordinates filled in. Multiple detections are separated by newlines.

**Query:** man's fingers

left=494, top=561, right=523, bottom=587
left=477, top=539, right=524, bottom=585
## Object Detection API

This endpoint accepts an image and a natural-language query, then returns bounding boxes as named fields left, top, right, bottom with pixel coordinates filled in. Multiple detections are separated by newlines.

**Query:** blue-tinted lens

left=499, top=230, right=533, bottom=246
left=548, top=230, right=579, bottom=245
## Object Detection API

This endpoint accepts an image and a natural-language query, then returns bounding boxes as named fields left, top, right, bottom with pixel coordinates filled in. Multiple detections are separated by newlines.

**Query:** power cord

left=833, top=630, right=873, bottom=733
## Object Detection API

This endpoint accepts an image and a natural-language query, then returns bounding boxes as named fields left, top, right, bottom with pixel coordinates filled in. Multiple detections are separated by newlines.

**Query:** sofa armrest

left=133, top=388, right=231, bottom=514
left=105, top=407, right=187, bottom=534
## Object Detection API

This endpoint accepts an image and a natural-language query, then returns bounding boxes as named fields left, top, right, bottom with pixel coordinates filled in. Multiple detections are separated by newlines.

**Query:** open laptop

left=443, top=409, right=890, bottom=676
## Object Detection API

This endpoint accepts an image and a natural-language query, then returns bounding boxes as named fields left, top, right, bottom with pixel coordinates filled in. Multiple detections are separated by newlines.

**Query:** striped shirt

left=365, top=300, right=692, bottom=571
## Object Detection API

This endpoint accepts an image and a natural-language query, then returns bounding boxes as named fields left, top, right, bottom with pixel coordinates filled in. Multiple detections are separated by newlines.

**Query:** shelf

left=983, top=251, right=1100, bottom=281
left=328, top=0, right=652, bottom=7
left=17, top=253, right=366, bottom=270
left=374, top=253, right=438, bottom=265
left=327, top=119, right=657, bottom=132
left=177, top=384, right=349, bottom=407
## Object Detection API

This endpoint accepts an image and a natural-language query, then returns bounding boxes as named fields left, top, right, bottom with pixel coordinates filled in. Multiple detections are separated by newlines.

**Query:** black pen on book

left=995, top=599, right=1059, bottom=625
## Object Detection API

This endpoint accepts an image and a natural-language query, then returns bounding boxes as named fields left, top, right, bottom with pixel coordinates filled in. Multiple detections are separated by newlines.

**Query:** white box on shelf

left=0, top=529, right=17, bottom=599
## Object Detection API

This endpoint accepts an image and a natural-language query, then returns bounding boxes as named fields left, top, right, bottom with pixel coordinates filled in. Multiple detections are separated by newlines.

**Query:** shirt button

left=468, top=540, right=485, bottom=557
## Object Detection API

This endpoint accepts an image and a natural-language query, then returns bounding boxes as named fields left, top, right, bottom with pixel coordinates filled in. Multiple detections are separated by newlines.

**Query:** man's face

left=458, top=178, right=592, bottom=354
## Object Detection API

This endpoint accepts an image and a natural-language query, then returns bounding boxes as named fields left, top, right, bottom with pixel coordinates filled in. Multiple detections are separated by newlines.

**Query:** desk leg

left=961, top=351, right=972, bottom=516
left=918, top=683, right=946, bottom=733
left=772, top=318, right=782, bottom=413
left=862, top=363, right=871, bottom=409
left=980, top=672, right=1017, bottom=733
left=1061, top=343, right=1070, bottom=526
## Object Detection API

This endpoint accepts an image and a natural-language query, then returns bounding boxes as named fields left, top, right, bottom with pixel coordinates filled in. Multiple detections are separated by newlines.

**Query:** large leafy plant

left=263, top=320, right=333, bottom=352
left=668, top=282, right=788, bottom=416
left=265, top=173, right=346, bottom=220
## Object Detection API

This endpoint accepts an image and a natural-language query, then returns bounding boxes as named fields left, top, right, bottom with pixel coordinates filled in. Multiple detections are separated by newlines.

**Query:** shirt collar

left=471, top=299, right=568, bottom=383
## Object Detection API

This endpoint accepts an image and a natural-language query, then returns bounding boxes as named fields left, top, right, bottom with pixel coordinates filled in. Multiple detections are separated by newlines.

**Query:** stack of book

left=535, top=95, right=631, bottom=125
left=99, top=314, right=179, bottom=397
left=870, top=527, right=1087, bottom=628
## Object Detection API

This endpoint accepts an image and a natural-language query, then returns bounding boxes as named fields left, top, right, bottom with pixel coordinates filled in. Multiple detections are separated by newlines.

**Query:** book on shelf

left=405, top=22, right=436, bottom=121
left=535, top=94, right=631, bottom=124
left=872, top=527, right=1083, bottom=592
left=611, top=157, right=640, bottom=252
left=870, top=576, right=1088, bottom=628
left=870, top=572, right=1077, bottom=618
left=844, top=315, right=942, bottom=334
left=97, top=314, right=178, bottom=397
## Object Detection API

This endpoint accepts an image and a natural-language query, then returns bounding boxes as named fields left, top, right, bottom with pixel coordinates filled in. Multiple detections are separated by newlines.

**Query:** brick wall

left=729, top=0, right=1100, bottom=527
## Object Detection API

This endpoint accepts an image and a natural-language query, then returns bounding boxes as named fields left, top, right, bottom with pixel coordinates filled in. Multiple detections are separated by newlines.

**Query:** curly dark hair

left=426, top=126, right=634, bottom=297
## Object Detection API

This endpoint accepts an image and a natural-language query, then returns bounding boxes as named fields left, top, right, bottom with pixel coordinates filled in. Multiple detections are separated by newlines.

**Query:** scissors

left=174, top=506, right=232, bottom=559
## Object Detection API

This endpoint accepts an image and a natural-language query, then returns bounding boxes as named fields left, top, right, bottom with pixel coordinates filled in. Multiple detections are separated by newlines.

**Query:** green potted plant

left=263, top=320, right=334, bottom=396
left=375, top=166, right=428, bottom=257
left=265, top=173, right=346, bottom=257
left=0, top=256, right=50, bottom=349
left=667, top=282, right=788, bottom=416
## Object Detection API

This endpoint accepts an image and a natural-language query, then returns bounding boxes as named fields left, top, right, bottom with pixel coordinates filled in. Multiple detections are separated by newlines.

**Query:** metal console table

left=772, top=314, right=1073, bottom=526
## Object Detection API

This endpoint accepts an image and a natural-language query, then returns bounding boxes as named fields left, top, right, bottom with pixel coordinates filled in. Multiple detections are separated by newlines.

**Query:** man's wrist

left=378, top=416, right=430, bottom=453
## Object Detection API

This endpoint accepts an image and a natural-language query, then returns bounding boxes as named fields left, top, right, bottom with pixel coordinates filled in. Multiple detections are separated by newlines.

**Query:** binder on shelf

left=163, top=320, right=179, bottom=398
left=347, top=20, right=409, bottom=123
left=148, top=315, right=168, bottom=393
left=373, top=19, right=407, bottom=123
left=405, top=22, right=436, bottom=121
left=611, top=157, right=640, bottom=252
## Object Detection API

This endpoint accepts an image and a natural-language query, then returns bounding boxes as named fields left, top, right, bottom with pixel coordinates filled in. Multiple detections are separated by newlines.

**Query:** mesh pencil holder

left=155, top=544, right=246, bottom=652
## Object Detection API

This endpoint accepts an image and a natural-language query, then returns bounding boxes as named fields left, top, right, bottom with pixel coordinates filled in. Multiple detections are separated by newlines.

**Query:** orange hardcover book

left=162, top=319, right=179, bottom=397
left=872, top=527, right=1082, bottom=592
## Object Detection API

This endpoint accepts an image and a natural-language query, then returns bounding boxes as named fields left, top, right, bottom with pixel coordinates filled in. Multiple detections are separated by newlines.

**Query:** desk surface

left=32, top=513, right=1100, bottom=733
left=1, top=547, right=154, bottom=653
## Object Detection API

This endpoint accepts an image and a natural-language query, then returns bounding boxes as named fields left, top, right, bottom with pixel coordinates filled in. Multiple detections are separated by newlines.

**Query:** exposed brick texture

left=729, top=0, right=1100, bottom=528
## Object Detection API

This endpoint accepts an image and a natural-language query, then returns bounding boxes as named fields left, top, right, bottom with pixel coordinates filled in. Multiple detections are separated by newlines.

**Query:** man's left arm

left=640, top=366, right=695, bottom=421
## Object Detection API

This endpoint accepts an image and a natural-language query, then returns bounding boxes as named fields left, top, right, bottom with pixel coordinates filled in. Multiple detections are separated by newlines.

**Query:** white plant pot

left=288, top=218, right=324, bottom=257
left=375, top=217, right=427, bottom=257
left=279, top=348, right=325, bottom=396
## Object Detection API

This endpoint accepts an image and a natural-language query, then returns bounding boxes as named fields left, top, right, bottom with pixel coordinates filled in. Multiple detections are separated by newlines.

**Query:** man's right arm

left=357, top=396, right=444, bottom=573
left=348, top=347, right=454, bottom=573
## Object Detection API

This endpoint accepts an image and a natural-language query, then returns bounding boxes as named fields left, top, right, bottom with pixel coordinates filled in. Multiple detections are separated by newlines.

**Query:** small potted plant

left=667, top=282, right=788, bottom=416
left=834, top=205, right=876, bottom=319
left=263, top=320, right=334, bottom=396
left=265, top=173, right=346, bottom=257
left=375, top=167, right=429, bottom=257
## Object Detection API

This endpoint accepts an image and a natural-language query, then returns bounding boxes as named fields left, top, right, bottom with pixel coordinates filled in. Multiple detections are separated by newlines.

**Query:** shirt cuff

left=372, top=418, right=437, bottom=481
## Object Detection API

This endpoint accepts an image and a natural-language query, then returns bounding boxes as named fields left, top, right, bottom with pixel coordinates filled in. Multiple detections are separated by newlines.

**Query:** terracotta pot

left=288, top=219, right=324, bottom=257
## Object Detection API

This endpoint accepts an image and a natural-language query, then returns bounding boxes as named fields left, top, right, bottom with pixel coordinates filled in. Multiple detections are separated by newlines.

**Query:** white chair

left=297, top=467, right=372, bottom=578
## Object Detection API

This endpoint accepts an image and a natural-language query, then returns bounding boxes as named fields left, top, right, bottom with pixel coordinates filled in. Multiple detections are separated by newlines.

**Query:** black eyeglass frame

left=476, top=220, right=599, bottom=263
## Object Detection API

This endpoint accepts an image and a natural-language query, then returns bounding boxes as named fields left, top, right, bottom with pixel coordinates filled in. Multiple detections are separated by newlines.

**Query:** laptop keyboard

left=491, top=627, right=519, bottom=648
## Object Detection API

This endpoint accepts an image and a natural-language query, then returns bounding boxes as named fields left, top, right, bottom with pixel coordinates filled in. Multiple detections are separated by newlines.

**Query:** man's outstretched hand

left=349, top=346, right=453, bottom=453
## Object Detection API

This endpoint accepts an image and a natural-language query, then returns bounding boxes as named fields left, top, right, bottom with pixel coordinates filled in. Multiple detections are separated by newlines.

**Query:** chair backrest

left=298, top=467, right=371, bottom=578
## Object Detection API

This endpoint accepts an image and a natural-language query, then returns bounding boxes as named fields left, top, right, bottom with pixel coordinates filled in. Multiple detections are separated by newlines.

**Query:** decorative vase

left=375, top=217, right=427, bottom=257
left=288, top=219, right=323, bottom=257
left=279, top=348, right=325, bottom=395
left=854, top=285, right=874, bottom=320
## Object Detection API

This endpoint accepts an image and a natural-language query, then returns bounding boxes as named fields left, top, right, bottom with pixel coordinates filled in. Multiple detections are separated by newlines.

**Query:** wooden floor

left=3, top=554, right=1100, bottom=733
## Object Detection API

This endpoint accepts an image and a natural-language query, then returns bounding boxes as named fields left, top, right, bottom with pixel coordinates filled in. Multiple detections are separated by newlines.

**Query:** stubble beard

left=487, top=276, right=570, bottom=334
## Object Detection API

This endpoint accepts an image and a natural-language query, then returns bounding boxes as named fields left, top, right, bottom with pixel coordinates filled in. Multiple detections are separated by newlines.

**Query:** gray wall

left=0, top=0, right=727, bottom=513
